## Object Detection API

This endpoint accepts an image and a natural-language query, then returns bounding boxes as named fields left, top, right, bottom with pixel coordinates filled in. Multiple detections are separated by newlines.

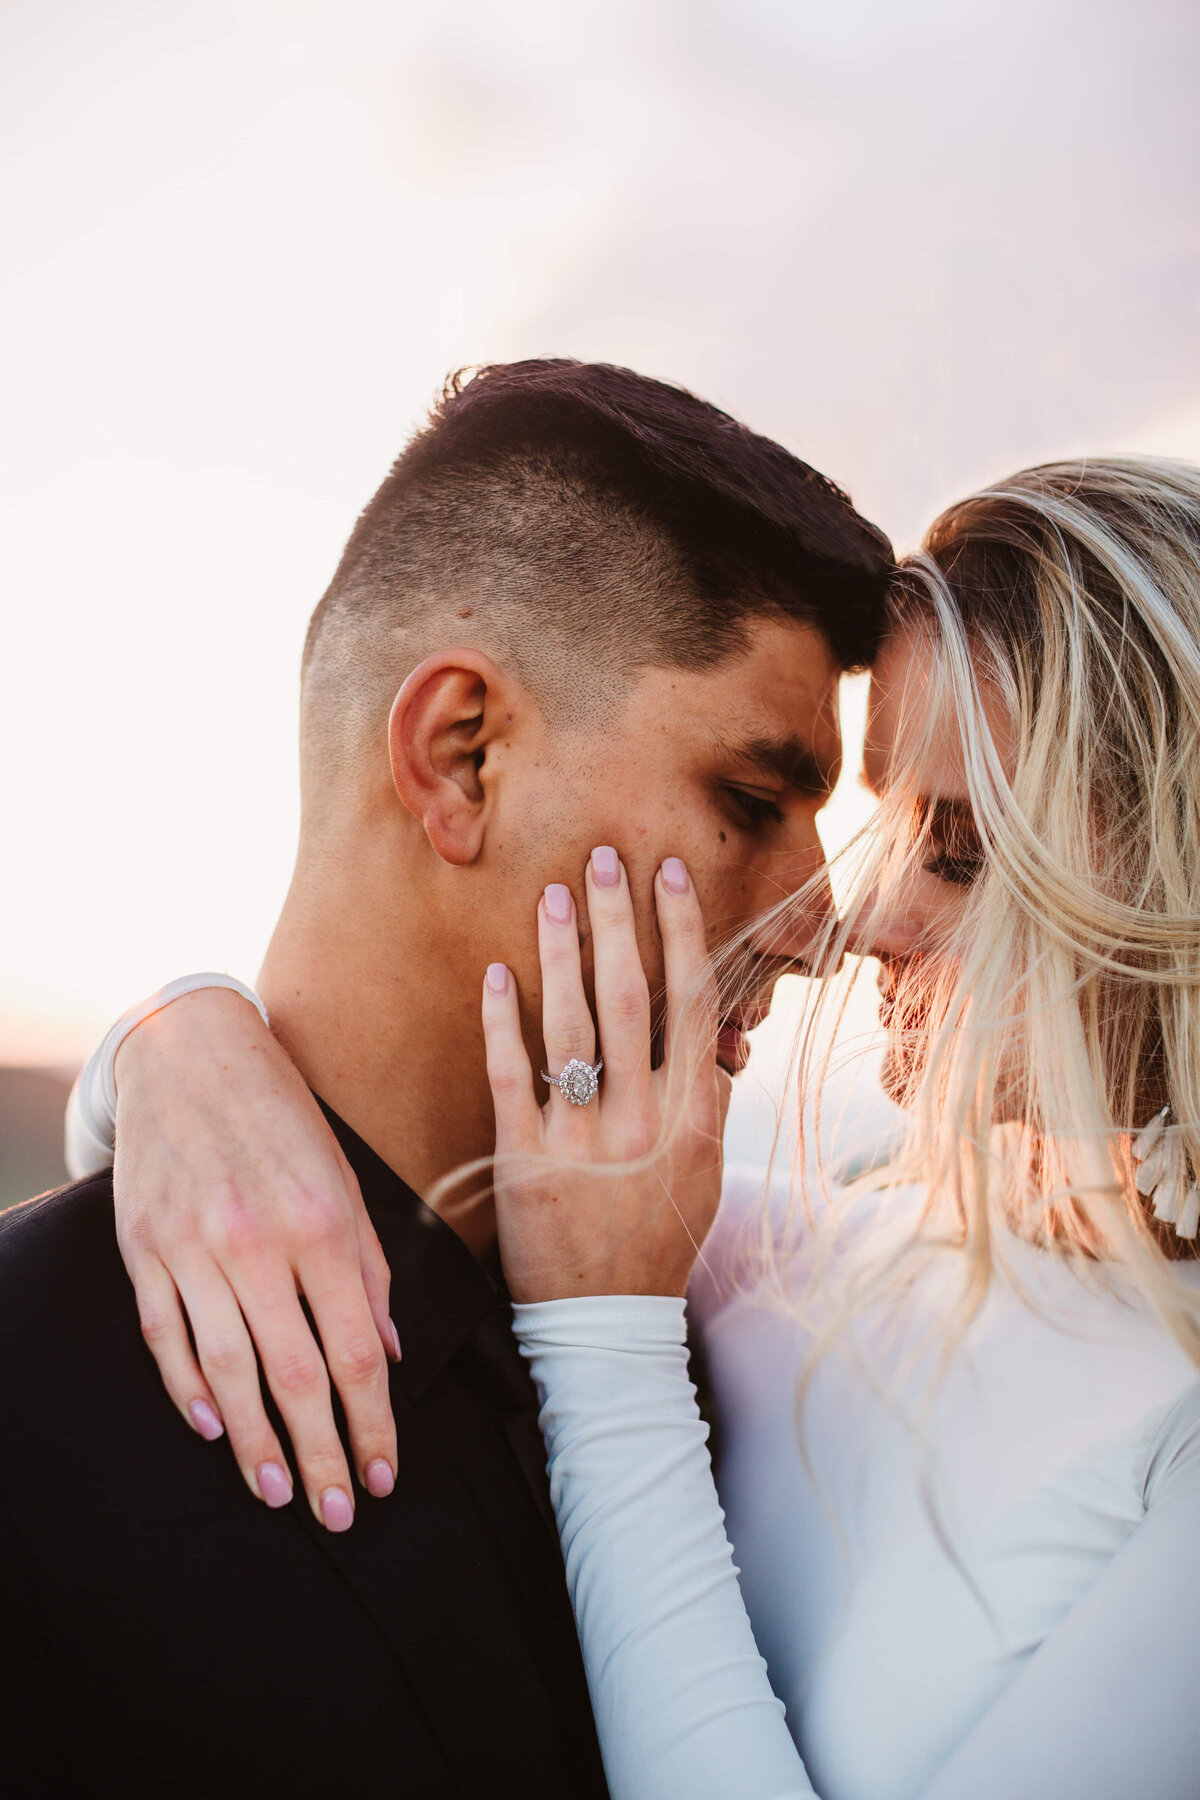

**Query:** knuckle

left=540, top=930, right=579, bottom=968
left=365, top=1250, right=391, bottom=1297
left=271, top=1349, right=327, bottom=1399
left=205, top=1183, right=264, bottom=1259
left=119, top=1209, right=155, bottom=1256
left=138, top=1308, right=172, bottom=1348
left=488, top=1058, right=528, bottom=1096
left=331, top=1333, right=385, bottom=1387
left=554, top=1022, right=595, bottom=1060
left=300, top=1452, right=350, bottom=1490
left=203, top=1337, right=249, bottom=1380
left=232, top=1432, right=281, bottom=1470
left=608, top=979, right=650, bottom=1027
left=289, top=1187, right=355, bottom=1257
left=363, top=1243, right=391, bottom=1291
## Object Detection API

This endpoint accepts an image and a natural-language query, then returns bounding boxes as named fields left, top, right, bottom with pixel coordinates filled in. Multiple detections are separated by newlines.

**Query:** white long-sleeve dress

left=70, top=1013, right=1200, bottom=1800
left=512, top=1171, right=1200, bottom=1800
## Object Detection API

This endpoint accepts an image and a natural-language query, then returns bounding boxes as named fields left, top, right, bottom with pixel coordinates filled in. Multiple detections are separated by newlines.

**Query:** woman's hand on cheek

left=112, top=987, right=400, bottom=1528
left=481, top=849, right=730, bottom=1302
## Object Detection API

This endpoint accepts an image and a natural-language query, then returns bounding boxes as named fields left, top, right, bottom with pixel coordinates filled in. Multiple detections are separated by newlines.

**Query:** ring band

left=541, top=1056, right=603, bottom=1106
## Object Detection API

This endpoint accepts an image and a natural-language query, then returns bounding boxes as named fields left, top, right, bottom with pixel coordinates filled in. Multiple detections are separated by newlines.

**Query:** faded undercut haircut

left=301, top=359, right=894, bottom=791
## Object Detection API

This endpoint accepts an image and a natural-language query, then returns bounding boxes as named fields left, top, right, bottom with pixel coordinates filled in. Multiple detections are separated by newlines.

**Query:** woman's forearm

left=514, top=1294, right=813, bottom=1800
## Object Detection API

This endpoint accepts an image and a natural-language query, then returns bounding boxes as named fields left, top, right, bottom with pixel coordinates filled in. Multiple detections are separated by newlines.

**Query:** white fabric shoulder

left=688, top=1162, right=797, bottom=1329
left=514, top=1291, right=1200, bottom=1800
left=689, top=1162, right=926, bottom=1332
left=64, top=973, right=268, bottom=1178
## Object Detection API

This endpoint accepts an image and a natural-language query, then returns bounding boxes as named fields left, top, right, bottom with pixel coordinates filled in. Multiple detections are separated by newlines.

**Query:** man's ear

left=387, top=649, right=520, bottom=866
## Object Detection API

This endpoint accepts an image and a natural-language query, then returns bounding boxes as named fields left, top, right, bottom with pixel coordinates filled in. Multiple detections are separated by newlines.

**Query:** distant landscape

left=0, top=1068, right=75, bottom=1210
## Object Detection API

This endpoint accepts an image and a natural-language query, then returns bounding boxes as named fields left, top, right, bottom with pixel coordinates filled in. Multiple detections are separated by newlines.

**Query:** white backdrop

left=2, top=0, right=1198, bottom=1067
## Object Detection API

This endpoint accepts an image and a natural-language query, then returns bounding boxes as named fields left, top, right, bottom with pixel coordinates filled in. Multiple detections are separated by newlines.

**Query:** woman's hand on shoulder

left=482, top=849, right=730, bottom=1303
left=112, top=986, right=399, bottom=1528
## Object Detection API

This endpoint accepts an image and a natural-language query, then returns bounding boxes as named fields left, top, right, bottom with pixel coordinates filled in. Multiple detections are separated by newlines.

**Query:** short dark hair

left=302, top=359, right=893, bottom=771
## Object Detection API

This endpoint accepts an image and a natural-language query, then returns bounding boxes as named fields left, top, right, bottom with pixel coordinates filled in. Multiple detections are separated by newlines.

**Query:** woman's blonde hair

left=730, top=456, right=1200, bottom=1377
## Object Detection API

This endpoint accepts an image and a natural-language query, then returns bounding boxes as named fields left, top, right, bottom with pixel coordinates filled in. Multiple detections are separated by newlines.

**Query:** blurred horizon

left=2, top=0, right=1198, bottom=1081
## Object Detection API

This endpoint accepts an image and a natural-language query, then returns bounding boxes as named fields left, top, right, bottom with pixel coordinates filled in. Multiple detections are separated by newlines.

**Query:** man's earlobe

left=387, top=651, right=507, bottom=866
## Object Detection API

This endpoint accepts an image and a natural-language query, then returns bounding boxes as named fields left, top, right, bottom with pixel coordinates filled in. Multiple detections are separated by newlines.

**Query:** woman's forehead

left=862, top=621, right=1011, bottom=798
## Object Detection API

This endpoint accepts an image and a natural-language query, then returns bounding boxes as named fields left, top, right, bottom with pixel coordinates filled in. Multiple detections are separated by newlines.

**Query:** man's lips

left=716, top=1020, right=750, bottom=1075
left=713, top=976, right=778, bottom=1077
left=717, top=1007, right=764, bottom=1076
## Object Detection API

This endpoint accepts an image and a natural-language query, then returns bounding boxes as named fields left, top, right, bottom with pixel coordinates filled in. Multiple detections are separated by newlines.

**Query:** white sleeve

left=512, top=1295, right=813, bottom=1800
left=914, top=1382, right=1200, bottom=1800
left=514, top=1301, right=1200, bottom=1800
left=63, top=973, right=269, bottom=1178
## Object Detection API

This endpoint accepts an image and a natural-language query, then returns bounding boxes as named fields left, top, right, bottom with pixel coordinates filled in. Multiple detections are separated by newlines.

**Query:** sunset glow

left=2, top=0, right=1197, bottom=1067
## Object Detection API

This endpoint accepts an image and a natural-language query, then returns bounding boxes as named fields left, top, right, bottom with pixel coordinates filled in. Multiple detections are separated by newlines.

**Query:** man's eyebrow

left=721, top=733, right=838, bottom=798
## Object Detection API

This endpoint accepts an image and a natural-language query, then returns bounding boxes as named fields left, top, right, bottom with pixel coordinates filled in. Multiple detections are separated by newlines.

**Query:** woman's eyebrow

left=927, top=795, right=975, bottom=822
left=856, top=775, right=975, bottom=816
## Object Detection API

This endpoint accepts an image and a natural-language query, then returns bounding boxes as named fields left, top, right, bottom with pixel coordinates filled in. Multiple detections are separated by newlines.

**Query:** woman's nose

left=845, top=885, right=918, bottom=961
left=844, top=889, right=877, bottom=959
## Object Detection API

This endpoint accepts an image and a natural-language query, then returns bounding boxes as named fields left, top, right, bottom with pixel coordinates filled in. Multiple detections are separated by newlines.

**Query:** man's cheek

left=694, top=868, right=756, bottom=942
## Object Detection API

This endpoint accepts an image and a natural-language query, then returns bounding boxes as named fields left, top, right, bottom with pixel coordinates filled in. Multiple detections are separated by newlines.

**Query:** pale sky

left=2, top=0, right=1198, bottom=1065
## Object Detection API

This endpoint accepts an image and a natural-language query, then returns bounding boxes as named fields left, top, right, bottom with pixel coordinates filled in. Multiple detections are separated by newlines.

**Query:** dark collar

left=319, top=1101, right=498, bottom=1398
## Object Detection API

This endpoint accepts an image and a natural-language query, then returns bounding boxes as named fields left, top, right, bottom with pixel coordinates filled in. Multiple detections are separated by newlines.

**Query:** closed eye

left=918, top=796, right=984, bottom=888
left=723, top=786, right=786, bottom=831
left=922, top=849, right=984, bottom=887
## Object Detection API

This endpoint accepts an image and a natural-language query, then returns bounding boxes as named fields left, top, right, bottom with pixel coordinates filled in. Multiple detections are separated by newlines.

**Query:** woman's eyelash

left=724, top=787, right=786, bottom=829
left=922, top=850, right=984, bottom=887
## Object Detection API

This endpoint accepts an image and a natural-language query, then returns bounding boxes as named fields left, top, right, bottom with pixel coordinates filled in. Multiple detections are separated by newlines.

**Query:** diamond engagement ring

left=541, top=1056, right=603, bottom=1106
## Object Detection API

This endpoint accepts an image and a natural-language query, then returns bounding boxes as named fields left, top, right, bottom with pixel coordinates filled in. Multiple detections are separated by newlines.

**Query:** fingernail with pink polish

left=320, top=1486, right=354, bottom=1532
left=189, top=1398, right=224, bottom=1441
left=387, top=1318, right=402, bottom=1361
left=365, top=1459, right=395, bottom=1499
left=544, top=883, right=572, bottom=925
left=486, top=962, right=509, bottom=996
left=591, top=845, right=620, bottom=888
left=257, top=1461, right=293, bottom=1508
left=662, top=857, right=689, bottom=894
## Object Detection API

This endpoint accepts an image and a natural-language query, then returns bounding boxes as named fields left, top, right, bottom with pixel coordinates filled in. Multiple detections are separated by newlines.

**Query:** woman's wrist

left=113, top=981, right=269, bottom=1084
left=109, top=975, right=268, bottom=1097
left=67, top=974, right=269, bottom=1172
left=512, top=1295, right=692, bottom=1426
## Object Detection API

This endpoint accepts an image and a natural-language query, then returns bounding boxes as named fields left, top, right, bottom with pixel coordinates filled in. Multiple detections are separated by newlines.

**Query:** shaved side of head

left=300, top=359, right=894, bottom=807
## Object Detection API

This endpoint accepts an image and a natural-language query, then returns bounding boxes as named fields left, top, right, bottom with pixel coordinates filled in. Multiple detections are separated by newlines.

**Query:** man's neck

left=256, top=857, right=500, bottom=1261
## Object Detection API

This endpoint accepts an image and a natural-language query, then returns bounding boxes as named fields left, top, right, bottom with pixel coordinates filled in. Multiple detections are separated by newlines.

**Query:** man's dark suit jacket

left=0, top=1108, right=608, bottom=1798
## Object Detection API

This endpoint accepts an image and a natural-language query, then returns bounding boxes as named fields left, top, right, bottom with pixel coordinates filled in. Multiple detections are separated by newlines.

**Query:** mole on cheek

left=719, top=831, right=727, bottom=843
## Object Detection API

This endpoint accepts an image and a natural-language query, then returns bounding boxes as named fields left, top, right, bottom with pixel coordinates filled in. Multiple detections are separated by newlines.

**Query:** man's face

left=482, top=616, right=843, bottom=1076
